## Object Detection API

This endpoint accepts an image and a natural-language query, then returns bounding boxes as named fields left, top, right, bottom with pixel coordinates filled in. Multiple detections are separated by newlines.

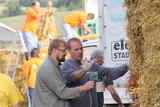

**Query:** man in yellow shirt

left=62, top=12, right=94, bottom=41
left=24, top=48, right=43, bottom=107
left=0, top=73, right=23, bottom=107
left=22, top=1, right=48, bottom=60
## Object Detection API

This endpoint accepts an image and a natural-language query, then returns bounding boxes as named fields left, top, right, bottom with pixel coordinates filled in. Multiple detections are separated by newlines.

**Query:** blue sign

left=108, top=0, right=124, bottom=5
left=110, top=14, right=125, bottom=22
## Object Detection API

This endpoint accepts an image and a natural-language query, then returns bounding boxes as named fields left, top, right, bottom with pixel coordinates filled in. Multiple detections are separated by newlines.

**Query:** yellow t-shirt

left=24, top=57, right=43, bottom=88
left=22, top=8, right=41, bottom=34
left=0, top=73, right=23, bottom=107
left=64, top=12, right=87, bottom=27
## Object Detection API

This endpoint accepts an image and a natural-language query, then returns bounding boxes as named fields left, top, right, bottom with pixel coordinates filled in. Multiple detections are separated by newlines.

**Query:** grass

left=0, top=15, right=26, bottom=30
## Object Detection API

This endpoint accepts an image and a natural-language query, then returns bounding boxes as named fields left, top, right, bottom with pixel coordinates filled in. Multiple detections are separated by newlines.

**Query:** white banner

left=98, top=0, right=132, bottom=104
left=103, top=0, right=129, bottom=67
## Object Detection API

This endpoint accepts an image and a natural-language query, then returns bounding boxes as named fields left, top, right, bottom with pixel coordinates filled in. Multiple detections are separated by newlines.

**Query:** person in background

left=61, top=37, right=129, bottom=107
left=0, top=73, right=23, bottom=107
left=22, top=1, right=51, bottom=60
left=32, top=39, right=94, bottom=107
left=24, top=48, right=43, bottom=107
left=38, top=48, right=48, bottom=61
left=62, top=12, right=94, bottom=41
left=90, top=49, right=124, bottom=107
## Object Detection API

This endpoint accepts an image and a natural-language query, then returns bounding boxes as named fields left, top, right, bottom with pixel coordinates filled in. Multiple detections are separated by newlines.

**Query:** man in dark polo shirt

left=61, top=38, right=128, bottom=107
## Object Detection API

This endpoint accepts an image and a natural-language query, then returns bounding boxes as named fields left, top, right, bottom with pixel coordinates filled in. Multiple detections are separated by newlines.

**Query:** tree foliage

left=19, top=0, right=33, bottom=7
left=18, top=0, right=82, bottom=9
left=56, top=0, right=82, bottom=9
left=1, top=1, right=24, bottom=17
left=19, top=0, right=48, bottom=7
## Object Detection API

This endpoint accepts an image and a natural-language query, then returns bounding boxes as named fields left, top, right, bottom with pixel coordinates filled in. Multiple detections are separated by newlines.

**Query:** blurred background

left=0, top=0, right=83, bottom=34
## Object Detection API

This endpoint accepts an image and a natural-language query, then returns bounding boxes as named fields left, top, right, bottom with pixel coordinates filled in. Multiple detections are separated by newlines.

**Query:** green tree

left=68, top=0, right=82, bottom=10
left=19, top=0, right=32, bottom=7
left=0, top=0, right=5, bottom=3
left=56, top=0, right=82, bottom=10
left=18, top=0, right=82, bottom=10
left=19, top=0, right=53, bottom=7
left=38, top=0, right=50, bottom=7
left=1, top=1, right=24, bottom=17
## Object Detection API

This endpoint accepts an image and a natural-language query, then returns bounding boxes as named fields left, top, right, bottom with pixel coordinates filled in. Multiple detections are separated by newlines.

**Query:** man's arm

left=35, top=13, right=44, bottom=18
left=63, top=68, right=88, bottom=80
left=107, top=64, right=129, bottom=80
left=35, top=10, right=53, bottom=18
left=61, top=64, right=85, bottom=82
left=90, top=63, right=129, bottom=81
left=40, top=65, right=94, bottom=99
left=74, top=69, right=86, bottom=79
left=30, top=9, right=51, bottom=19
left=81, top=24, right=91, bottom=34
left=74, top=59, right=93, bottom=79
left=106, top=85, right=124, bottom=107
left=61, top=60, right=92, bottom=82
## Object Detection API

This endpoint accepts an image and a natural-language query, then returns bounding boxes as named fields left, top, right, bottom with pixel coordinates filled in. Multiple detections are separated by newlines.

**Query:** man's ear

left=52, top=48, right=56, bottom=53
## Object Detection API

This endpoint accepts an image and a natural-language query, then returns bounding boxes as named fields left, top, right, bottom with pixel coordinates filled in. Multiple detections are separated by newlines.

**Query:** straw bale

left=125, top=0, right=160, bottom=106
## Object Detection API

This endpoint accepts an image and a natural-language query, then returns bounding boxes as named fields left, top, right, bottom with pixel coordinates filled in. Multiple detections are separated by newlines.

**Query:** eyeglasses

left=56, top=48, right=67, bottom=53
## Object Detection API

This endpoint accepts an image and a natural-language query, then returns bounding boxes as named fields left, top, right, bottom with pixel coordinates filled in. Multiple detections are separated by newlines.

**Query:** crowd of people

left=0, top=1, right=130, bottom=107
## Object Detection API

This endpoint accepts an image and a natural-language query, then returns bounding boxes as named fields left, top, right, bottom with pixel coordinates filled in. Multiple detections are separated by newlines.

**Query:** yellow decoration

left=77, top=34, right=99, bottom=40
left=37, top=1, right=57, bottom=42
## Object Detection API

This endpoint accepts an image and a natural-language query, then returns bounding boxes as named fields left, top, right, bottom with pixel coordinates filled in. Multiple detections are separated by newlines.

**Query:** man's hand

left=81, top=24, right=92, bottom=35
left=73, top=59, right=93, bottom=79
left=80, top=81, right=95, bottom=93
left=45, top=10, right=54, bottom=16
left=81, top=59, right=93, bottom=72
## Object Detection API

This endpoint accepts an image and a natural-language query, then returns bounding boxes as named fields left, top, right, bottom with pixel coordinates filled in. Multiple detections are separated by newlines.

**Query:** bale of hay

left=125, top=0, right=160, bottom=106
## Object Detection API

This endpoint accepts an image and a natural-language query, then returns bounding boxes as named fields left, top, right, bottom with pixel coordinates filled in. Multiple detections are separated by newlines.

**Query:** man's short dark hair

left=48, top=39, right=67, bottom=55
left=31, top=48, right=39, bottom=57
left=32, top=1, right=39, bottom=6
left=67, top=37, right=82, bottom=49
left=88, top=13, right=94, bottom=19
